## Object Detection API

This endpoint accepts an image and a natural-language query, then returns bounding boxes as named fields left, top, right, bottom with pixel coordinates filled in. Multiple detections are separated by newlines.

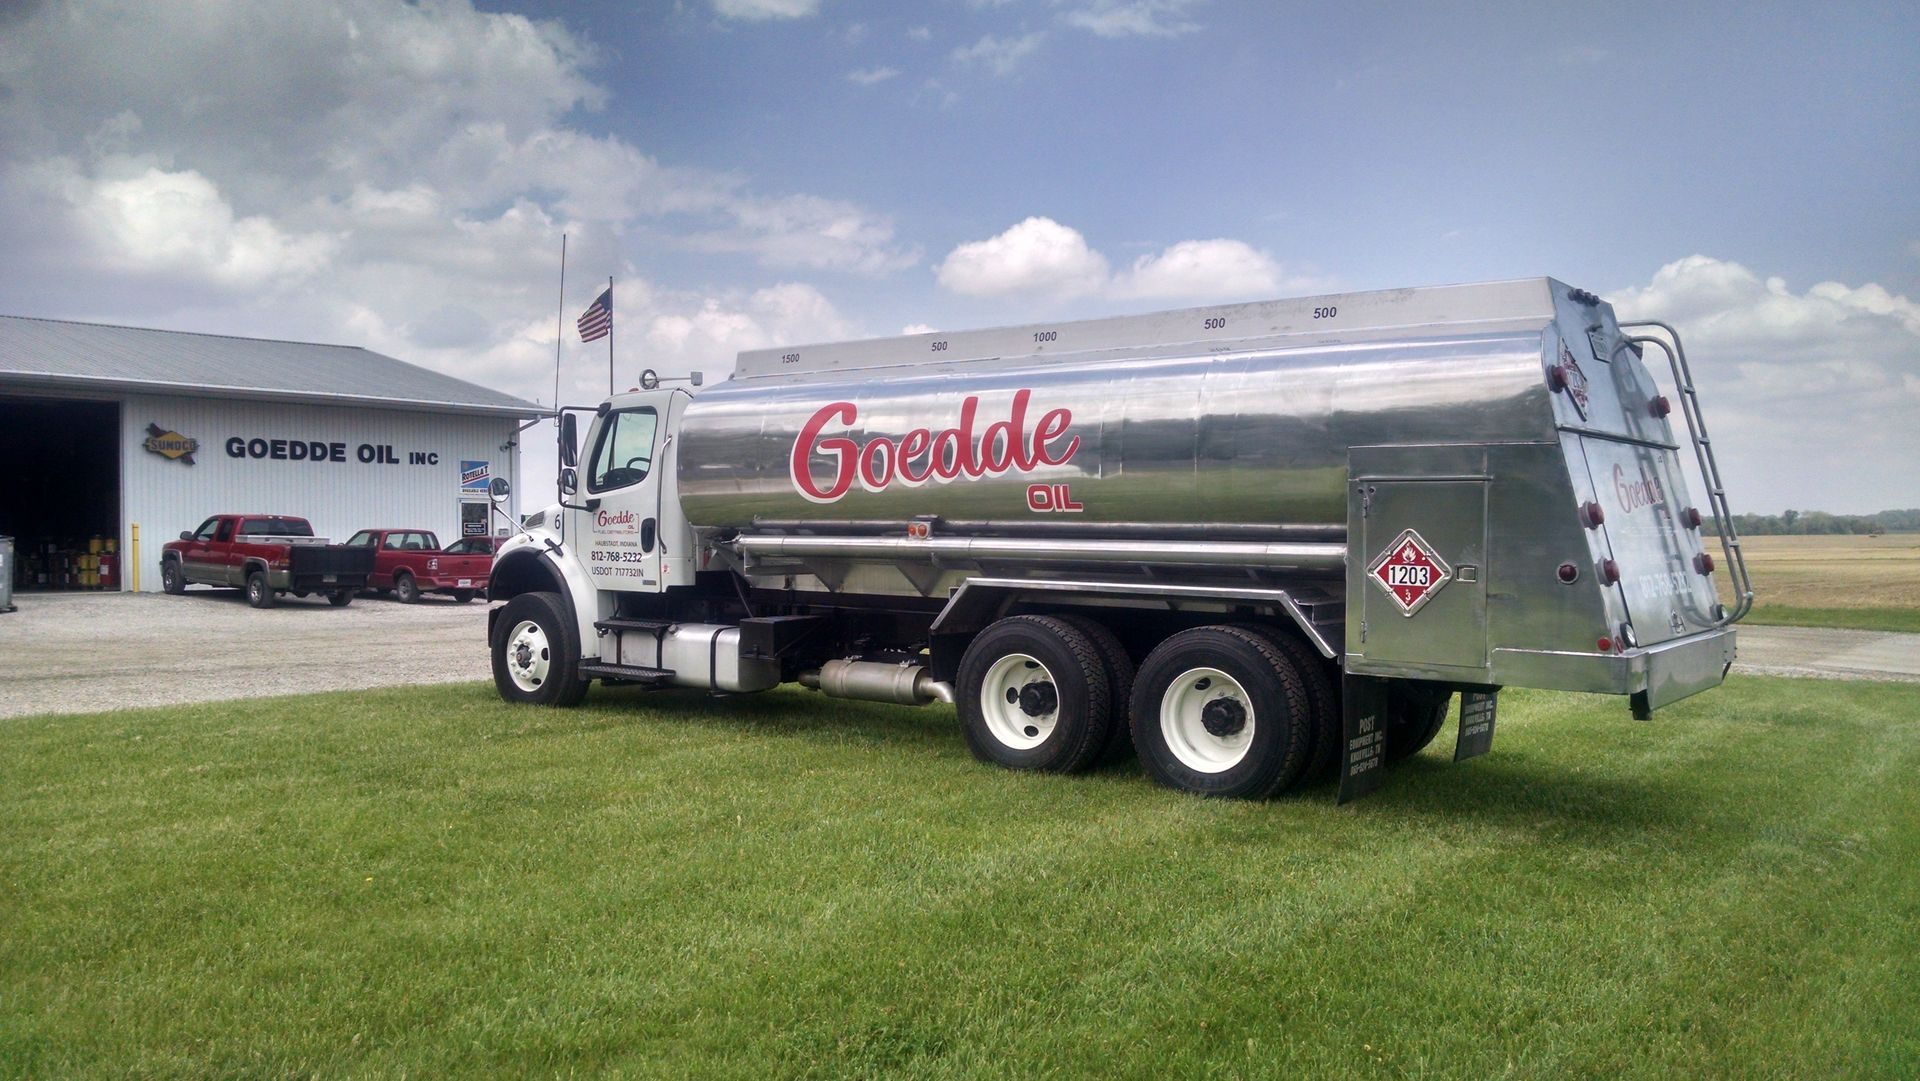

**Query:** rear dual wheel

left=957, top=615, right=1116, bottom=774
left=1130, top=626, right=1314, bottom=800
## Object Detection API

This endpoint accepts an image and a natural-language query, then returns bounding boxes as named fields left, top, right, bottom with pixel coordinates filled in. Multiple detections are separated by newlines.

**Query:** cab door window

left=588, top=408, right=660, bottom=493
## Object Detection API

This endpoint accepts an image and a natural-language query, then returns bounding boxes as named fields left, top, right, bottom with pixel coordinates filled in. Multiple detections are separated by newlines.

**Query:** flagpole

left=607, top=275, right=615, bottom=396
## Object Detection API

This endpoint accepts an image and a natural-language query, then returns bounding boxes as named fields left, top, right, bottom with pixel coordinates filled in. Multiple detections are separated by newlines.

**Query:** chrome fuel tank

left=677, top=281, right=1569, bottom=532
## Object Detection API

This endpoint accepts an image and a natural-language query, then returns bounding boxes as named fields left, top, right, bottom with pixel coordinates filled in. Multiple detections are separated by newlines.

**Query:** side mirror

left=179, top=530, right=193, bottom=541
left=559, top=412, right=578, bottom=469
left=560, top=466, right=577, bottom=495
left=488, top=476, right=510, bottom=503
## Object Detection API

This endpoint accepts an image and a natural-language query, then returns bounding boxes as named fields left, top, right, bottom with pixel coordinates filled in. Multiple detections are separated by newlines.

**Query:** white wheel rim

left=1161, top=666, right=1255, bottom=773
left=979, top=652, right=1059, bottom=751
left=504, top=618, right=553, bottom=692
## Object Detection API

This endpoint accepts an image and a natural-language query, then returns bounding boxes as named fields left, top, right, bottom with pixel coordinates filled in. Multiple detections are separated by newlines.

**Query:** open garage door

left=0, top=396, right=121, bottom=592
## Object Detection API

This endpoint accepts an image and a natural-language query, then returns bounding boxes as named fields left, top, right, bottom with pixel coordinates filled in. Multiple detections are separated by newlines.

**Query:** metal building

left=0, top=315, right=541, bottom=593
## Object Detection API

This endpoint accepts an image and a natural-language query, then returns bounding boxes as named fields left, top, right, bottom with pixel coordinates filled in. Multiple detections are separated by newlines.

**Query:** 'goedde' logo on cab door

left=789, top=390, right=1078, bottom=503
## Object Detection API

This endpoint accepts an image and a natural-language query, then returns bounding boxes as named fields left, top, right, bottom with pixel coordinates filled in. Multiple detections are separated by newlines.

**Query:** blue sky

left=2, top=0, right=1916, bottom=512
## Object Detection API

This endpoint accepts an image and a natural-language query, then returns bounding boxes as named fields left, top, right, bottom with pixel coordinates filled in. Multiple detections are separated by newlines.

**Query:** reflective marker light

left=1601, top=558, right=1621, bottom=585
left=1650, top=394, right=1672, bottom=418
left=1579, top=501, right=1605, bottom=529
left=1696, top=552, right=1716, bottom=574
left=1597, top=636, right=1614, bottom=653
left=1557, top=562, right=1580, bottom=583
left=1682, top=507, right=1703, bottom=529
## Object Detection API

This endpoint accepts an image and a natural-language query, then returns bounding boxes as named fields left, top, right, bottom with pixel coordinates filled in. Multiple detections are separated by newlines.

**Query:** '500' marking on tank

left=789, top=389, right=1080, bottom=503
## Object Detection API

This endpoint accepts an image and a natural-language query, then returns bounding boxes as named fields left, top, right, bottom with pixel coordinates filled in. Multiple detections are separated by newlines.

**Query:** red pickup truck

left=345, top=529, right=491, bottom=603
left=161, top=514, right=375, bottom=608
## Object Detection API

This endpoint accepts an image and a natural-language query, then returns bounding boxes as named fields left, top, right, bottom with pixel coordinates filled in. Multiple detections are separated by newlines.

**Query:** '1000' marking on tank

left=789, top=390, right=1080, bottom=503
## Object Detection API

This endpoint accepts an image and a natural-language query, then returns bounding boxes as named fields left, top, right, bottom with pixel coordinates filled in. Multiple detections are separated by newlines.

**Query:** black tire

left=393, top=572, right=421, bottom=604
left=451, top=589, right=475, bottom=604
left=291, top=590, right=310, bottom=599
left=1231, top=624, right=1341, bottom=784
left=245, top=569, right=275, bottom=609
left=1054, top=612, right=1135, bottom=762
left=160, top=559, right=185, bottom=595
left=1130, top=625, right=1312, bottom=799
left=491, top=590, right=589, bottom=707
left=1384, top=683, right=1453, bottom=762
left=327, top=590, right=354, bottom=607
left=957, top=614, right=1112, bottom=774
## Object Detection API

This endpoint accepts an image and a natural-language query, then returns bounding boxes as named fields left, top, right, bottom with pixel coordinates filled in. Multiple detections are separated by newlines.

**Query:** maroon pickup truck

left=161, top=514, right=375, bottom=608
left=345, top=529, right=491, bottom=603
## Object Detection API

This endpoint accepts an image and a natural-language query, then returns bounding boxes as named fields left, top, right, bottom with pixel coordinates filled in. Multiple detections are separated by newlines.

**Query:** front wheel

left=245, top=570, right=275, bottom=609
left=957, top=615, right=1112, bottom=774
left=491, top=591, right=589, bottom=706
left=393, top=572, right=421, bottom=604
left=1131, top=626, right=1312, bottom=799
left=160, top=559, right=185, bottom=595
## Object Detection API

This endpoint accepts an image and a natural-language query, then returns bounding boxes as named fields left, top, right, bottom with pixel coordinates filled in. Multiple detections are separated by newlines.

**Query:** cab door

left=573, top=395, right=669, bottom=593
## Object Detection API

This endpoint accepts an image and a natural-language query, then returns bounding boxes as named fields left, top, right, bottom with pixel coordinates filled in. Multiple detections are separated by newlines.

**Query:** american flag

left=576, top=287, right=612, bottom=342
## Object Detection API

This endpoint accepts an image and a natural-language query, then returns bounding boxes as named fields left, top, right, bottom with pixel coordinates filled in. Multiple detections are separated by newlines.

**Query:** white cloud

left=937, top=217, right=1111, bottom=299
left=938, top=217, right=1313, bottom=303
left=1612, top=255, right=1920, bottom=513
left=900, top=322, right=939, bottom=335
left=1058, top=0, right=1203, bottom=38
left=847, top=66, right=901, bottom=86
left=28, top=156, right=336, bottom=288
left=1111, top=238, right=1282, bottom=300
left=0, top=0, right=911, bottom=413
left=711, top=0, right=821, bottom=20
left=950, top=33, right=1046, bottom=77
left=907, top=25, right=932, bottom=41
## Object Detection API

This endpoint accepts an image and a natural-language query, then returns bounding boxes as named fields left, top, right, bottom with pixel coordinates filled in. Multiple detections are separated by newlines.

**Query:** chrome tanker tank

left=680, top=278, right=1655, bottom=535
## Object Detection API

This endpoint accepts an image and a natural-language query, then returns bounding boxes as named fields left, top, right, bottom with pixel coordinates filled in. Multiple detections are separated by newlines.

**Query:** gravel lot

left=1, top=591, right=1913, bottom=720
left=1, top=589, right=491, bottom=719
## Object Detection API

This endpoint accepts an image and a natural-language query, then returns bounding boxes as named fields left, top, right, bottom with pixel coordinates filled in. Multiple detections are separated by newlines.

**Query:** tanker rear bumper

left=1490, top=626, right=1737, bottom=713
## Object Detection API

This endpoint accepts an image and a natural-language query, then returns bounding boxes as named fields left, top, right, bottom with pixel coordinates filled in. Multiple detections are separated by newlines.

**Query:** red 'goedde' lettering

left=790, top=390, right=1079, bottom=503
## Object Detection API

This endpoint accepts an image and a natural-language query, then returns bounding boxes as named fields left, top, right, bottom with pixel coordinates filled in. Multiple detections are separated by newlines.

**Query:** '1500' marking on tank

left=790, top=390, right=1080, bottom=503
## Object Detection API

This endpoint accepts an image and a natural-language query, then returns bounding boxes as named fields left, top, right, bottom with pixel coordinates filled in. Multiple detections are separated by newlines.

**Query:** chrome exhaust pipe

left=799, top=659, right=954, bottom=706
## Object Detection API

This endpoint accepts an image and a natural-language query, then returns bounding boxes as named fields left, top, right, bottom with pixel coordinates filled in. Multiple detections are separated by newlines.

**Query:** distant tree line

left=1732, top=508, right=1920, bottom=535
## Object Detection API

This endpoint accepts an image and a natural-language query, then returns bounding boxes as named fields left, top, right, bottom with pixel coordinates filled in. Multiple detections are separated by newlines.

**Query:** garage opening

left=0, top=397, right=121, bottom=592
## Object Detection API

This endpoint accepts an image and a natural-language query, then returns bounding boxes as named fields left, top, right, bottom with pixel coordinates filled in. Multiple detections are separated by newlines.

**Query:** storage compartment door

left=1351, top=479, right=1489, bottom=675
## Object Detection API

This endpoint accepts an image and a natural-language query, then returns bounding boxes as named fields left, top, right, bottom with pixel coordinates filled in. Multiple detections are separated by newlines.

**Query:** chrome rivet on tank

left=1650, top=395, right=1672, bottom=418
left=1579, top=501, right=1605, bottom=529
left=1600, top=558, right=1621, bottom=585
left=1557, top=562, right=1580, bottom=583
left=1695, top=552, right=1715, bottom=574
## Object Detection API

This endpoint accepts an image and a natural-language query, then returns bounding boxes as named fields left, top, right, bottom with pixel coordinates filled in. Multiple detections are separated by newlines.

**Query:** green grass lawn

left=1741, top=604, right=1920, bottom=634
left=4, top=678, right=1918, bottom=1079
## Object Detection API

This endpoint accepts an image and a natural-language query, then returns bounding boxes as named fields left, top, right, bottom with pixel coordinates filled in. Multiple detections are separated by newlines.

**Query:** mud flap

left=1337, top=675, right=1389, bottom=804
left=1454, top=689, right=1497, bottom=761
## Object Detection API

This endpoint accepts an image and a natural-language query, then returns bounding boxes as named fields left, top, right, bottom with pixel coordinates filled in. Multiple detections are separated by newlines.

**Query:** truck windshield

left=588, top=408, right=659, bottom=492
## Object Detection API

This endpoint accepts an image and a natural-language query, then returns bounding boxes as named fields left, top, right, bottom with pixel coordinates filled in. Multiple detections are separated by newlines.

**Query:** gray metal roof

left=0, top=314, right=543, bottom=419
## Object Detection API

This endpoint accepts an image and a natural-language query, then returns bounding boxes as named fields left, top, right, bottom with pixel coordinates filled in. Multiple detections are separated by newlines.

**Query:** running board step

left=578, top=662, right=676, bottom=684
left=595, top=617, right=675, bottom=635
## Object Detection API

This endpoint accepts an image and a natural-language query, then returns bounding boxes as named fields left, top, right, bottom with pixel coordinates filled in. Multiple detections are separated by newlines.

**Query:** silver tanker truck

left=486, top=277, right=1752, bottom=800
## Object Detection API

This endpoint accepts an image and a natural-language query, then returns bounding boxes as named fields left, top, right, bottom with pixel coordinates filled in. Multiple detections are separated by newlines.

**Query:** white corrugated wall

left=119, top=393, right=523, bottom=591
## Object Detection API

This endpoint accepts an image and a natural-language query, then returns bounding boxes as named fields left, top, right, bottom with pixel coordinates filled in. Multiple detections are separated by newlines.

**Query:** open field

left=1725, top=533, right=1920, bottom=632
left=4, top=679, right=1918, bottom=1078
